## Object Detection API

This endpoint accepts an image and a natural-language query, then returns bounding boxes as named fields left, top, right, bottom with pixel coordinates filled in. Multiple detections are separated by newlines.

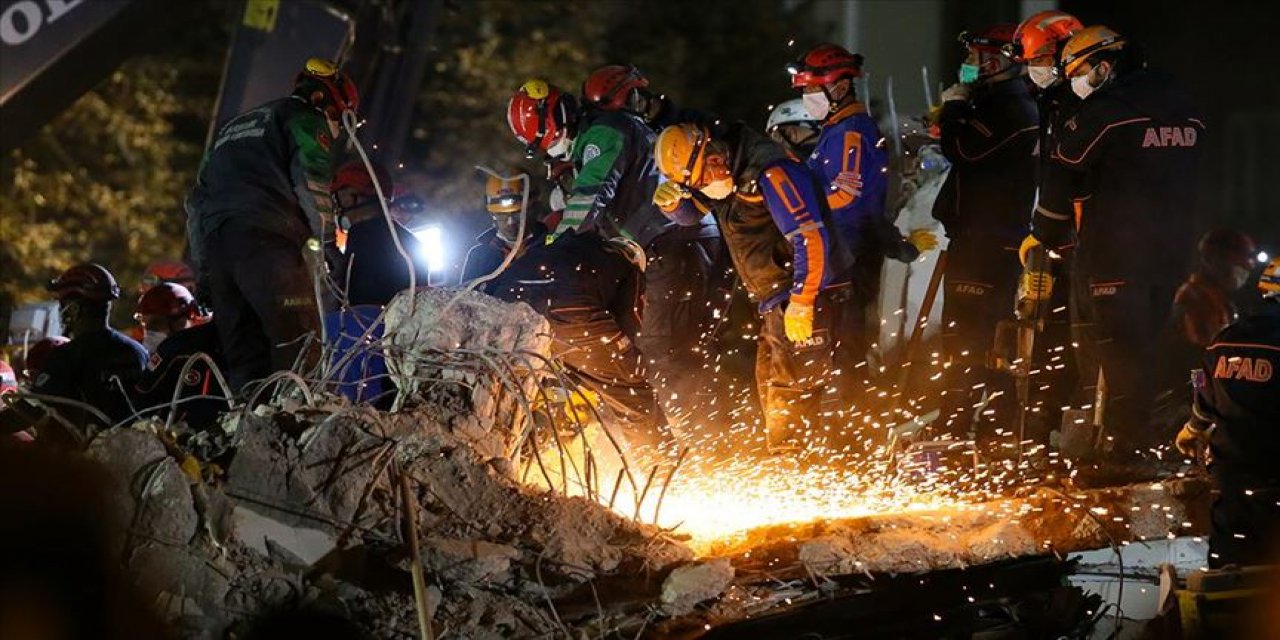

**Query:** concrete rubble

left=73, top=290, right=1210, bottom=638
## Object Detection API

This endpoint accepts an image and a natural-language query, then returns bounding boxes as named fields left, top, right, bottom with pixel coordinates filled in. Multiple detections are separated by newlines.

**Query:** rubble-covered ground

left=22, top=289, right=1213, bottom=638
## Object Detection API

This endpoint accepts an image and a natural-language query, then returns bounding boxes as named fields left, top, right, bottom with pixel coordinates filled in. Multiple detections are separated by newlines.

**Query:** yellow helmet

left=1060, top=25, right=1126, bottom=78
left=485, top=174, right=525, bottom=214
left=1260, top=257, right=1280, bottom=297
left=654, top=123, right=711, bottom=187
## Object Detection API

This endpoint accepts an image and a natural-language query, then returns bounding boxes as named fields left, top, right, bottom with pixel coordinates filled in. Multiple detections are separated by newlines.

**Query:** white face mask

left=699, top=178, right=735, bottom=200
left=1070, top=74, right=1095, bottom=99
left=545, top=135, right=572, bottom=160
left=802, top=91, right=830, bottom=120
left=1028, top=66, right=1057, bottom=89
left=142, top=331, right=167, bottom=354
left=1229, top=265, right=1251, bottom=291
left=549, top=185, right=566, bottom=212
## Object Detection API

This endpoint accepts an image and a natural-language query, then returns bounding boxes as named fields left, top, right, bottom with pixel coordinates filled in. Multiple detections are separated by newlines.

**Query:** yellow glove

left=907, top=229, right=938, bottom=253
left=1019, top=269, right=1053, bottom=303
left=179, top=455, right=203, bottom=484
left=1175, top=422, right=1210, bottom=458
left=652, top=180, right=689, bottom=212
left=1018, top=234, right=1042, bottom=267
left=784, top=300, right=814, bottom=344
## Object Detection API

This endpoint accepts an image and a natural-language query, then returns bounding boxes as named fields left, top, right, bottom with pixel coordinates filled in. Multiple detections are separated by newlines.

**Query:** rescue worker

left=186, top=58, right=356, bottom=393
left=789, top=44, right=937, bottom=392
left=1007, top=10, right=1085, bottom=181
left=459, top=170, right=549, bottom=285
left=508, top=78, right=710, bottom=422
left=653, top=122, right=859, bottom=451
left=134, top=283, right=202, bottom=354
left=332, top=161, right=429, bottom=307
left=1173, top=229, right=1258, bottom=348
left=134, top=293, right=225, bottom=432
left=138, top=259, right=198, bottom=297
left=766, top=98, right=821, bottom=161
left=33, top=264, right=147, bottom=427
left=579, top=65, right=731, bottom=417
left=1024, top=26, right=1204, bottom=458
left=1176, top=258, right=1280, bottom=567
left=931, top=25, right=1039, bottom=440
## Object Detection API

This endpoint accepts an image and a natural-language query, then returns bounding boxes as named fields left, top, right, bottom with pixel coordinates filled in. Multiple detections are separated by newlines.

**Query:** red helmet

left=1008, top=10, right=1084, bottom=62
left=48, top=263, right=121, bottom=302
left=332, top=161, right=393, bottom=198
left=507, top=79, right=579, bottom=158
left=959, top=24, right=1018, bottom=53
left=135, top=282, right=197, bottom=319
left=788, top=43, right=863, bottom=88
left=582, top=65, right=649, bottom=111
left=24, top=336, right=69, bottom=378
left=294, top=57, right=359, bottom=119
left=141, top=259, right=195, bottom=292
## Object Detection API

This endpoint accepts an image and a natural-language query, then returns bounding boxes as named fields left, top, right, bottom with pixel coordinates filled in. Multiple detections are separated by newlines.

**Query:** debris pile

left=70, top=290, right=1209, bottom=638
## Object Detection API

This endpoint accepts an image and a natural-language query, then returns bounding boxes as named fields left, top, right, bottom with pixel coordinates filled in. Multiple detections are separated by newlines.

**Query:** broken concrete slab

left=662, top=558, right=735, bottom=615
left=425, top=537, right=520, bottom=585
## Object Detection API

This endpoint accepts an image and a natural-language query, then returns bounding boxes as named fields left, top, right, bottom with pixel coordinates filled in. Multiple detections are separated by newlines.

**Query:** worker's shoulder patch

left=582, top=144, right=602, bottom=164
left=147, top=352, right=163, bottom=371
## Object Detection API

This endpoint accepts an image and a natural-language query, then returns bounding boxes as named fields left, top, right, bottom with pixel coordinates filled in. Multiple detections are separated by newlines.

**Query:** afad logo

left=1213, top=355, right=1273, bottom=383
left=1141, top=126, right=1198, bottom=148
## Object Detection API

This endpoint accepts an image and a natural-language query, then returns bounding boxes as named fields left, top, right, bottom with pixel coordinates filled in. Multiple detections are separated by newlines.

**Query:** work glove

left=1018, top=234, right=1042, bottom=267
left=907, top=229, right=938, bottom=253
left=652, top=180, right=689, bottom=213
left=1018, top=269, right=1053, bottom=303
left=784, top=299, right=815, bottom=344
left=1175, top=422, right=1211, bottom=459
left=833, top=171, right=862, bottom=198
left=940, top=82, right=971, bottom=103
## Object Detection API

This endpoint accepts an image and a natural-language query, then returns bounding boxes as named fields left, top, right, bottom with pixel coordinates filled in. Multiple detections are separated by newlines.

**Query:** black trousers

left=1209, top=483, right=1280, bottom=568
left=203, top=223, right=321, bottom=393
left=554, top=324, right=669, bottom=452
left=756, top=285, right=861, bottom=449
left=1069, top=274, right=1177, bottom=454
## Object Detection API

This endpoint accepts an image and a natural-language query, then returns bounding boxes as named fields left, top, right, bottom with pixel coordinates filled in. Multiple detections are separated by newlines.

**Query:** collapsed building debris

left=37, top=290, right=1214, bottom=638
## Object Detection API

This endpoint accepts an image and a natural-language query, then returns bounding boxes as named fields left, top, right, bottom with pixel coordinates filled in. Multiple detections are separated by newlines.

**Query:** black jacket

left=1192, top=300, right=1280, bottom=486
left=135, top=322, right=226, bottom=430
left=1034, top=69, right=1204, bottom=284
left=341, top=217, right=429, bottom=307
left=186, top=97, right=337, bottom=268
left=1034, top=81, right=1081, bottom=188
left=32, top=327, right=147, bottom=425
left=483, top=230, right=643, bottom=344
left=932, top=77, right=1039, bottom=247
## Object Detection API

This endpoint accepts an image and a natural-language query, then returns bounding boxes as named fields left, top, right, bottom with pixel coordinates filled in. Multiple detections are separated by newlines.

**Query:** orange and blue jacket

left=758, top=158, right=842, bottom=310
left=806, top=102, right=888, bottom=256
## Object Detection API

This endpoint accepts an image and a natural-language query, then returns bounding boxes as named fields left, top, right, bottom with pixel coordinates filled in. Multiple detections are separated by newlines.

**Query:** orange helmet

left=582, top=65, right=649, bottom=111
left=654, top=123, right=713, bottom=187
left=1060, top=25, right=1127, bottom=78
left=788, top=43, right=863, bottom=88
left=1008, top=10, right=1084, bottom=62
left=135, top=282, right=197, bottom=319
left=294, top=57, right=359, bottom=120
left=507, top=79, right=579, bottom=159
left=140, top=259, right=195, bottom=293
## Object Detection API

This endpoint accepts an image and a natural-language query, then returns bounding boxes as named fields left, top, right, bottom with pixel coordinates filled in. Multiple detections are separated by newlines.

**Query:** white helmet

left=766, top=98, right=817, bottom=133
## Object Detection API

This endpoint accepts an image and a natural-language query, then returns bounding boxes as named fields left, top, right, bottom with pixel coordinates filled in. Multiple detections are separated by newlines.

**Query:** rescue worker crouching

left=789, top=44, right=938, bottom=397
left=1177, top=258, right=1280, bottom=568
left=185, top=58, right=356, bottom=393
left=653, top=121, right=860, bottom=453
left=468, top=168, right=673, bottom=456
left=133, top=283, right=227, bottom=432
left=930, top=25, right=1039, bottom=442
left=1025, top=26, right=1205, bottom=459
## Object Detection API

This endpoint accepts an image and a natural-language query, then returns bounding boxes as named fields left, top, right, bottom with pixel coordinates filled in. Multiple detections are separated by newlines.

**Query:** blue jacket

left=806, top=102, right=888, bottom=255
left=758, top=158, right=843, bottom=308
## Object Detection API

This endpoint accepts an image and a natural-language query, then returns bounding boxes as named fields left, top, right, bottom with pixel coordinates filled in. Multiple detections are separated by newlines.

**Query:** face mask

left=1070, top=74, right=1095, bottom=99
left=959, top=63, right=980, bottom=84
left=549, top=185, right=566, bottom=212
left=1028, top=66, right=1057, bottom=89
left=142, top=331, right=167, bottom=354
left=699, top=177, right=735, bottom=200
left=1229, top=265, right=1251, bottom=291
left=802, top=91, right=830, bottom=120
left=545, top=135, right=572, bottom=160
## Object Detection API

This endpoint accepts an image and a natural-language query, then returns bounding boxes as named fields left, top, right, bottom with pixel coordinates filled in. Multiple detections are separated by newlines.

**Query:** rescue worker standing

left=1173, top=230, right=1258, bottom=348
left=931, top=25, right=1039, bottom=438
left=134, top=283, right=203, bottom=355
left=460, top=171, right=548, bottom=285
left=789, top=44, right=937, bottom=391
left=331, top=161, right=429, bottom=307
left=1177, top=258, right=1280, bottom=567
left=186, top=58, right=356, bottom=393
left=34, top=264, right=147, bottom=427
left=1025, top=26, right=1204, bottom=457
left=653, top=122, right=857, bottom=451
left=766, top=98, right=821, bottom=161
left=1008, top=10, right=1085, bottom=182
